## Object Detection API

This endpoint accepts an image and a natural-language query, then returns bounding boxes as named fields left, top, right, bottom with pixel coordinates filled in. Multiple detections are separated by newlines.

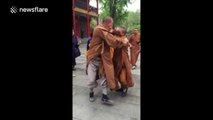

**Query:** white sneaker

left=132, top=65, right=136, bottom=70
left=89, top=92, right=95, bottom=102
left=101, top=94, right=114, bottom=105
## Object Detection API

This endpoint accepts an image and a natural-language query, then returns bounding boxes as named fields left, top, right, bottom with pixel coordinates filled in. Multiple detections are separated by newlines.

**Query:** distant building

left=72, top=0, right=99, bottom=38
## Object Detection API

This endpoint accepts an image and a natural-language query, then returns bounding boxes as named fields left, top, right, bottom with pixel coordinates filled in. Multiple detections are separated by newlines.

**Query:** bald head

left=102, top=16, right=113, bottom=24
left=102, top=16, right=113, bottom=30
left=133, top=28, right=139, bottom=35
left=115, top=27, right=127, bottom=36
left=119, top=27, right=127, bottom=36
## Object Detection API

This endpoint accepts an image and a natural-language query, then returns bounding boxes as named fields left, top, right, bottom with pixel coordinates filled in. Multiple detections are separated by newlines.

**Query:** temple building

left=72, top=0, right=99, bottom=38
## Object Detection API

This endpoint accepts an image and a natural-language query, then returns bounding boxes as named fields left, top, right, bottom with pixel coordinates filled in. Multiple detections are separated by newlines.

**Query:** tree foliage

left=125, top=10, right=140, bottom=36
left=90, top=18, right=97, bottom=33
left=99, top=0, right=141, bottom=36
left=99, top=0, right=131, bottom=27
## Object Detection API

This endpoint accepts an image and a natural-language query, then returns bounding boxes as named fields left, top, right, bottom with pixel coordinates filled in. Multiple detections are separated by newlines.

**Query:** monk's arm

left=105, top=33, right=130, bottom=48
left=96, top=28, right=127, bottom=48
left=128, top=42, right=132, bottom=48
left=129, top=35, right=133, bottom=44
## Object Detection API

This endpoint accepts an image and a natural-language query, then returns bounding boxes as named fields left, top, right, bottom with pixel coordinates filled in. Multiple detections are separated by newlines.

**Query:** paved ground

left=73, top=39, right=141, bottom=120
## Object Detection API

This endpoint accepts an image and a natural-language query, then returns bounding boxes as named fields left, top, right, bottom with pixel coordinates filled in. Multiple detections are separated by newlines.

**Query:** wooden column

left=97, top=0, right=99, bottom=25
left=72, top=0, right=76, bottom=35
left=87, top=0, right=91, bottom=37
left=78, top=15, right=80, bottom=37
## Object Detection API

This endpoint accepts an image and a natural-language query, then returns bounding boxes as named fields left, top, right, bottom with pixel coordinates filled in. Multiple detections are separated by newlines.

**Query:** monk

left=113, top=27, right=134, bottom=97
left=86, top=16, right=129, bottom=105
left=129, top=28, right=141, bottom=70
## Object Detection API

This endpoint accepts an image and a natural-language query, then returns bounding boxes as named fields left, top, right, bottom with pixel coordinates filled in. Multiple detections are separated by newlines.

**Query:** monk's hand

left=122, top=37, right=129, bottom=45
left=109, top=29, right=114, bottom=33
left=138, top=49, right=140, bottom=52
left=137, top=40, right=140, bottom=44
left=112, top=30, right=120, bottom=36
left=129, top=43, right=132, bottom=48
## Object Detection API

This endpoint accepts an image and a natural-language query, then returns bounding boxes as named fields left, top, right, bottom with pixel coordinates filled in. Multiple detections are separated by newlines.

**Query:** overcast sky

left=89, top=0, right=140, bottom=14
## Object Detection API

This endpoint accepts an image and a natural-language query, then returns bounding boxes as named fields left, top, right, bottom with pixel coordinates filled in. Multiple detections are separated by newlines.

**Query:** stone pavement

left=73, top=40, right=141, bottom=120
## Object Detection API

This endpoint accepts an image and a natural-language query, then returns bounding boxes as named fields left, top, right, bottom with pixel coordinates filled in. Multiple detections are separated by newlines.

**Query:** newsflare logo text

left=10, top=6, right=48, bottom=13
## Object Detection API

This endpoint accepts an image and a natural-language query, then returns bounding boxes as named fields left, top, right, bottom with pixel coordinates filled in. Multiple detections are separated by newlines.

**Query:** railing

left=74, top=0, right=98, bottom=13
left=89, top=6, right=97, bottom=13
left=75, top=0, right=87, bottom=10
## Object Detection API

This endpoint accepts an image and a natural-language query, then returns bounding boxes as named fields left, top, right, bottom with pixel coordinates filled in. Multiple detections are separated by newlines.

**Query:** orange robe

left=113, top=43, right=134, bottom=88
left=110, top=47, right=114, bottom=59
left=129, top=34, right=140, bottom=65
left=86, top=25, right=127, bottom=90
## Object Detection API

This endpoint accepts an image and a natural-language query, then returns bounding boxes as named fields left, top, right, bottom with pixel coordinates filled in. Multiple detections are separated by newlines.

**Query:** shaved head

left=102, top=16, right=113, bottom=24
left=102, top=16, right=113, bottom=30
left=115, top=27, right=127, bottom=36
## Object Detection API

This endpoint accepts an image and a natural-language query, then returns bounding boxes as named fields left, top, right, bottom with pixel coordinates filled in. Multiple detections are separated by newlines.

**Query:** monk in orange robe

left=113, top=27, right=134, bottom=97
left=129, top=28, right=141, bottom=70
left=86, top=16, right=129, bottom=104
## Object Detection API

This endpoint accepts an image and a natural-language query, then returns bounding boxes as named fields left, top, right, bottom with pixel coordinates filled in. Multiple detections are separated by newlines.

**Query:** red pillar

left=88, top=17, right=91, bottom=36
left=72, top=0, right=76, bottom=35
left=97, top=0, right=99, bottom=25
left=87, top=0, right=90, bottom=37
left=78, top=15, right=80, bottom=37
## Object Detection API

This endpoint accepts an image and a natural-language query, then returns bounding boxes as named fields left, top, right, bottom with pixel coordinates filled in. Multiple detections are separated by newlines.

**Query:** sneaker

left=132, top=65, right=136, bottom=70
left=73, top=74, right=76, bottom=77
left=72, top=66, right=76, bottom=71
left=121, top=88, right=128, bottom=97
left=101, top=94, right=114, bottom=105
left=89, top=92, right=95, bottom=102
left=116, top=88, right=123, bottom=92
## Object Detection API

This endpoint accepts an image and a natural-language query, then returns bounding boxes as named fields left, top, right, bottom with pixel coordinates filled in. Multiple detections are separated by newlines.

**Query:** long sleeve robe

left=113, top=42, right=134, bottom=89
left=129, top=34, right=141, bottom=65
left=86, top=25, right=127, bottom=90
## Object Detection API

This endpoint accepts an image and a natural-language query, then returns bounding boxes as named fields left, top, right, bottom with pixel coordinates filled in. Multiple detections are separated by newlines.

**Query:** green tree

left=90, top=18, right=97, bottom=33
left=99, top=0, right=132, bottom=27
left=124, top=10, right=140, bottom=36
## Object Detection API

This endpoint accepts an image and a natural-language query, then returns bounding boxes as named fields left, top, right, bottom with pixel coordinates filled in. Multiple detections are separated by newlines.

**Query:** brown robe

left=86, top=25, right=127, bottom=90
left=113, top=42, right=134, bottom=89
left=129, top=34, right=141, bottom=65
left=110, top=47, right=114, bottom=59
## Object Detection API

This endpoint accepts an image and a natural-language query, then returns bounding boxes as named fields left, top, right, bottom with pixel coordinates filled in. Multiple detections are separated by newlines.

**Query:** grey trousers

left=87, top=59, right=107, bottom=94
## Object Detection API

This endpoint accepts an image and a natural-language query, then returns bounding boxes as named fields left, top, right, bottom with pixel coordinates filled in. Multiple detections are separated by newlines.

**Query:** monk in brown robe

left=129, top=28, right=141, bottom=70
left=86, top=16, right=129, bottom=105
left=113, top=27, right=134, bottom=97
